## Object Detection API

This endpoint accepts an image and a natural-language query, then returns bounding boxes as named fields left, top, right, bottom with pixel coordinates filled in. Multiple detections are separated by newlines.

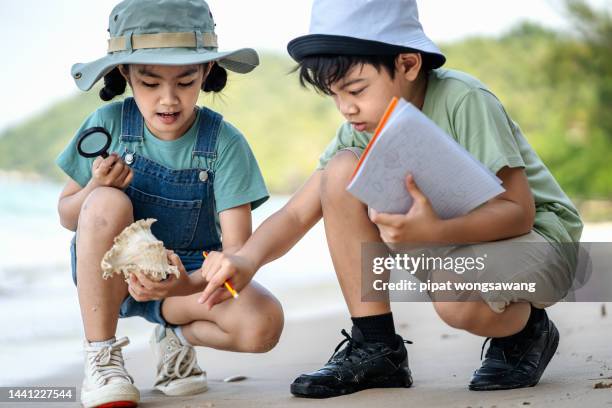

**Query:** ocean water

left=0, top=179, right=342, bottom=385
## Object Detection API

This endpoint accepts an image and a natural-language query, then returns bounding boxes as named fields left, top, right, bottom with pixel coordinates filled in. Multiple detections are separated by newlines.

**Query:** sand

left=19, top=302, right=612, bottom=408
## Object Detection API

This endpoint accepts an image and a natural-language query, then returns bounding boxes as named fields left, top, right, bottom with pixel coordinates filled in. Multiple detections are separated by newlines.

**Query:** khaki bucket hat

left=71, top=0, right=259, bottom=91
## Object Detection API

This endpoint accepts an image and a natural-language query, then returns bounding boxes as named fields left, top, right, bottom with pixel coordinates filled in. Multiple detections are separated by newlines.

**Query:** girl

left=56, top=1, right=283, bottom=407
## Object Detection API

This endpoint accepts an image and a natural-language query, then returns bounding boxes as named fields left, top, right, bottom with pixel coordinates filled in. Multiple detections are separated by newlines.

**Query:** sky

left=0, top=0, right=601, bottom=133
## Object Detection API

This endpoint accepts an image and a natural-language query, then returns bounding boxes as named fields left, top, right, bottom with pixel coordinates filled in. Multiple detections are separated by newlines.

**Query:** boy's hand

left=198, top=251, right=257, bottom=310
left=91, top=153, right=133, bottom=190
left=369, top=174, right=442, bottom=243
left=127, top=250, right=195, bottom=301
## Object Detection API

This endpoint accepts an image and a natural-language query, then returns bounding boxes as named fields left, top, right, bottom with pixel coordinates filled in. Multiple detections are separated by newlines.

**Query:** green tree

left=543, top=0, right=612, bottom=197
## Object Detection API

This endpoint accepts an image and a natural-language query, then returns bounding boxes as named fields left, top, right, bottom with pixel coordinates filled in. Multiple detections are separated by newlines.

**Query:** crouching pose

left=56, top=1, right=283, bottom=406
left=198, top=0, right=582, bottom=399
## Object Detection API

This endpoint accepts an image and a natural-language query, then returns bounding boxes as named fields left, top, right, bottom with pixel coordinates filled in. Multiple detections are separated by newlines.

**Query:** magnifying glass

left=76, top=127, right=112, bottom=158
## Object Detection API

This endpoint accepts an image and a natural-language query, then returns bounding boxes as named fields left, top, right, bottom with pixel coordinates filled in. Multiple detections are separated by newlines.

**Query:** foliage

left=1, top=1, right=610, bottom=197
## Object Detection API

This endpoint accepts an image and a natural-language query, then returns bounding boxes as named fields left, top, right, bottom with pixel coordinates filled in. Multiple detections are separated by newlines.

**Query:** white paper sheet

left=347, top=99, right=505, bottom=218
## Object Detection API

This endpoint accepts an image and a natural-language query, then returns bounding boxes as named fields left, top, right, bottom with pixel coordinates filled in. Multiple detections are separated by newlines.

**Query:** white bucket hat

left=71, top=0, right=259, bottom=91
left=287, top=0, right=445, bottom=68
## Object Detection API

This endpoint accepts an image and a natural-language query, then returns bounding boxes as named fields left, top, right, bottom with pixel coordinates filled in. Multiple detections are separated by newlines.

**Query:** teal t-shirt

left=318, top=69, right=582, bottom=263
left=56, top=102, right=269, bottom=220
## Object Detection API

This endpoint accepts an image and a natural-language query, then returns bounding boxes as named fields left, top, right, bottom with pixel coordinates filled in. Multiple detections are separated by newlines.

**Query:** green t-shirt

left=318, top=68, right=582, bottom=260
left=56, top=102, right=269, bottom=222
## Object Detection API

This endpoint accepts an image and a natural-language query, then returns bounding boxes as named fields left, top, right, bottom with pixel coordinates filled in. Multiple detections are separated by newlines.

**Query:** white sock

left=173, top=326, right=191, bottom=346
left=88, top=337, right=116, bottom=347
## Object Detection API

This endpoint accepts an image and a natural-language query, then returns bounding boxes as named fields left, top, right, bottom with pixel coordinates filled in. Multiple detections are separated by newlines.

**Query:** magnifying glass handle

left=101, top=152, right=109, bottom=159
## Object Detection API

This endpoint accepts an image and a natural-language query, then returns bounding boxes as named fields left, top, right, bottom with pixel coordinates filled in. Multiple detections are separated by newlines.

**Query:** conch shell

left=101, top=219, right=179, bottom=281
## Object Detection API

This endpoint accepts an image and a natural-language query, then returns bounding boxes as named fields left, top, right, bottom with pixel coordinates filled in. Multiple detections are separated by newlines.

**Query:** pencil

left=202, top=251, right=240, bottom=299
left=223, top=281, right=239, bottom=298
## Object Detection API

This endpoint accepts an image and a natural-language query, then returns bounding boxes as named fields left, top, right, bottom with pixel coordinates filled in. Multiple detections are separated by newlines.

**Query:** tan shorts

left=408, top=231, right=573, bottom=313
left=341, top=147, right=574, bottom=313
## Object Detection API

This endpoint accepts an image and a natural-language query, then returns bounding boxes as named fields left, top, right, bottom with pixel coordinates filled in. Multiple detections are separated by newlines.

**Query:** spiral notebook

left=346, top=97, right=505, bottom=218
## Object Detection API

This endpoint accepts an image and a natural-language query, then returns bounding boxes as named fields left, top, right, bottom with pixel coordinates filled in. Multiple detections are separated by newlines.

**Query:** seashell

left=101, top=218, right=179, bottom=281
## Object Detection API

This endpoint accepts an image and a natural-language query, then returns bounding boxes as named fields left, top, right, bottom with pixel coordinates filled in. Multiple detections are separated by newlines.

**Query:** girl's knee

left=79, top=187, right=133, bottom=230
left=235, top=298, right=284, bottom=353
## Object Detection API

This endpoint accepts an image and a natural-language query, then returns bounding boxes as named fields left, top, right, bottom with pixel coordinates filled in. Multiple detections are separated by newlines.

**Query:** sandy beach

left=18, top=302, right=611, bottom=408
left=2, top=185, right=610, bottom=408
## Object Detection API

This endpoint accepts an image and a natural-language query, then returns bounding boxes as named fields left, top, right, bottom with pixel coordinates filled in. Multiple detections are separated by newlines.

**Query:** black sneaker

left=469, top=311, right=559, bottom=391
left=290, top=327, right=413, bottom=398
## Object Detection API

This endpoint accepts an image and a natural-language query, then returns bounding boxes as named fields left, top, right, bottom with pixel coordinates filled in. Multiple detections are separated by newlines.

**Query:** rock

left=223, top=375, right=248, bottom=382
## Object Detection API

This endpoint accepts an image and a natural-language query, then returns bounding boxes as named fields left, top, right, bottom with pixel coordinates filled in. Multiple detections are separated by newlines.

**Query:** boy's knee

left=434, top=301, right=482, bottom=331
left=321, top=150, right=359, bottom=203
left=236, top=300, right=284, bottom=353
left=80, top=187, right=133, bottom=230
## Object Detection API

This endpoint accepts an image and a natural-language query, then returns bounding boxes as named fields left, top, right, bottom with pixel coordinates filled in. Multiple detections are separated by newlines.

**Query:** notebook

left=346, top=97, right=505, bottom=218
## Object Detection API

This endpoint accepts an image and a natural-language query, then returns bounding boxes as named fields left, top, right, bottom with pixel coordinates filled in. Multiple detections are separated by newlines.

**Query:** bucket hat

left=71, top=0, right=259, bottom=91
left=287, top=0, right=445, bottom=68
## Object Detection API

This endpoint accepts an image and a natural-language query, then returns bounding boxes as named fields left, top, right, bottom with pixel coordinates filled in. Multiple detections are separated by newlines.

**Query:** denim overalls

left=71, top=97, right=223, bottom=326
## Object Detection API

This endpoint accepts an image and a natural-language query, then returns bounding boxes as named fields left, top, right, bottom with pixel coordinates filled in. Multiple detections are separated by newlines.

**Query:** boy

left=198, top=0, right=582, bottom=398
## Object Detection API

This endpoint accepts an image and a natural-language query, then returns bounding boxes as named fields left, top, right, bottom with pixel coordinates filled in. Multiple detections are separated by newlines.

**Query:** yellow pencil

left=223, top=281, right=239, bottom=298
left=203, top=251, right=239, bottom=299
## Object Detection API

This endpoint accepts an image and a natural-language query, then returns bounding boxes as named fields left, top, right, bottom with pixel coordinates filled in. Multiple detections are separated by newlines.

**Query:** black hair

left=98, top=62, right=228, bottom=101
left=99, top=67, right=127, bottom=101
left=296, top=53, right=433, bottom=95
left=203, top=62, right=227, bottom=93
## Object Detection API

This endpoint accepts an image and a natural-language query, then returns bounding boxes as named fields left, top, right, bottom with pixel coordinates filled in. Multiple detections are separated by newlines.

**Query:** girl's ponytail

left=99, top=67, right=127, bottom=101
left=202, top=63, right=227, bottom=93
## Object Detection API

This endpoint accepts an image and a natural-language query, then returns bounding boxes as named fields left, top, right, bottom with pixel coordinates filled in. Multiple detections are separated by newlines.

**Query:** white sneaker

left=150, top=325, right=208, bottom=396
left=81, top=337, right=140, bottom=408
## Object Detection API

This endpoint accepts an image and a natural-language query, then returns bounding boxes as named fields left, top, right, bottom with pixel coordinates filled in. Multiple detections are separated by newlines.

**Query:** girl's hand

left=369, top=174, right=443, bottom=244
left=91, top=153, right=133, bottom=190
left=197, top=251, right=256, bottom=310
left=127, top=250, right=194, bottom=301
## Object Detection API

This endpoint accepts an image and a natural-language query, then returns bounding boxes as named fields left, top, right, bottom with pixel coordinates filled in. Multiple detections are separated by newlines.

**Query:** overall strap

left=192, top=106, right=223, bottom=160
left=120, top=97, right=144, bottom=143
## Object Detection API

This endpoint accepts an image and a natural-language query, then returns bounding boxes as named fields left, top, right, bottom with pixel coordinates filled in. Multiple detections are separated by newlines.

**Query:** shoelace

left=85, top=337, right=134, bottom=387
left=158, top=339, right=198, bottom=382
left=480, top=337, right=502, bottom=362
left=329, top=329, right=413, bottom=364
left=480, top=336, right=528, bottom=364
